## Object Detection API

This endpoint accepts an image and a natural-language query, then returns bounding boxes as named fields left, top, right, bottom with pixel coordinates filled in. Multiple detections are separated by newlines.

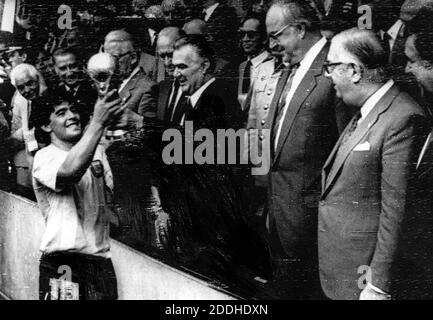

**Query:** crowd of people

left=2, top=0, right=433, bottom=300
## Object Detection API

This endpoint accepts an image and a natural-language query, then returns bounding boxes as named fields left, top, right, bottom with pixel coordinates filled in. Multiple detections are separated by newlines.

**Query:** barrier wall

left=0, top=190, right=235, bottom=300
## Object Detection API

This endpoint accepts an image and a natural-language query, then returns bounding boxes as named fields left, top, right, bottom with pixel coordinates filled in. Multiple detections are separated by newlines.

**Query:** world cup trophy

left=87, top=53, right=127, bottom=131
left=87, top=52, right=117, bottom=98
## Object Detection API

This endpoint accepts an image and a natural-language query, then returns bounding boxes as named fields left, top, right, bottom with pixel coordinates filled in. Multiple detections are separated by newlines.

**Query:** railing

left=0, top=190, right=235, bottom=300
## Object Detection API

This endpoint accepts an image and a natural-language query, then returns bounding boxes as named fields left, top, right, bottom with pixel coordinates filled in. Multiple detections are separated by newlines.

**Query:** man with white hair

left=9, top=63, right=47, bottom=198
left=320, top=27, right=429, bottom=300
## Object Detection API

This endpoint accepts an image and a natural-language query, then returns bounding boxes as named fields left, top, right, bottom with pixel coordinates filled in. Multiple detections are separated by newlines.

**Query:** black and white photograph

left=1, top=0, right=433, bottom=304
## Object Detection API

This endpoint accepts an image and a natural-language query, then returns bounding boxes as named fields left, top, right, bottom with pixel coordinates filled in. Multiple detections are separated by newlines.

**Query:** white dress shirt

left=203, top=2, right=220, bottom=21
left=385, top=19, right=404, bottom=52
left=119, top=66, right=140, bottom=93
left=274, top=36, right=327, bottom=149
left=180, top=77, right=216, bottom=126
left=358, top=79, right=394, bottom=125
left=148, top=28, right=157, bottom=46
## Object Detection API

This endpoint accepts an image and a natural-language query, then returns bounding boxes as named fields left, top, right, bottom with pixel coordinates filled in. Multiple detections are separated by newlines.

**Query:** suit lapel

left=322, top=85, right=400, bottom=196
left=238, top=61, right=246, bottom=97
left=158, top=80, right=172, bottom=121
left=273, top=45, right=328, bottom=164
left=119, top=68, right=142, bottom=103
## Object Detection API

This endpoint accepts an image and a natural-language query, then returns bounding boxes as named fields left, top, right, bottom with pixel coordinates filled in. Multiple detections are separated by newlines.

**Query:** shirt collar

left=190, top=77, right=216, bottom=108
left=387, top=19, right=403, bottom=41
left=204, top=3, right=220, bottom=20
left=360, top=79, right=395, bottom=120
left=297, top=36, right=327, bottom=69
left=250, top=51, right=271, bottom=68
left=120, top=66, right=141, bottom=92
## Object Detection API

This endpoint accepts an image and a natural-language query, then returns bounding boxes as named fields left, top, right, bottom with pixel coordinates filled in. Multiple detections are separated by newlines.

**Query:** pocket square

left=353, top=141, right=370, bottom=151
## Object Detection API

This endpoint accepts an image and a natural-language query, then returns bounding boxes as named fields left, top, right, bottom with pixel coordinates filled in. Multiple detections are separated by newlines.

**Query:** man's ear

left=21, top=53, right=27, bottom=62
left=41, top=124, right=52, bottom=134
left=131, top=51, right=139, bottom=65
left=351, top=64, right=363, bottom=83
left=201, top=58, right=211, bottom=74
left=297, top=24, right=306, bottom=39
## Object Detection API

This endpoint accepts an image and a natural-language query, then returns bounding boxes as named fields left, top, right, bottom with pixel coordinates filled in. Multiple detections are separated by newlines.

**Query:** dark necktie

left=340, top=110, right=362, bottom=146
left=326, top=111, right=362, bottom=183
left=271, top=63, right=299, bottom=147
left=242, top=59, right=252, bottom=94
left=165, top=81, right=180, bottom=124
left=151, top=33, right=158, bottom=55
left=172, top=94, right=189, bottom=126
left=173, top=95, right=192, bottom=126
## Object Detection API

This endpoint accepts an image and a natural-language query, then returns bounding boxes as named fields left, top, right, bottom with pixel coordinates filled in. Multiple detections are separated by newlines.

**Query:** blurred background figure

left=144, top=5, right=167, bottom=55
left=161, top=0, right=187, bottom=28
left=131, top=0, right=149, bottom=16
left=183, top=19, right=207, bottom=36
left=201, top=0, right=241, bottom=66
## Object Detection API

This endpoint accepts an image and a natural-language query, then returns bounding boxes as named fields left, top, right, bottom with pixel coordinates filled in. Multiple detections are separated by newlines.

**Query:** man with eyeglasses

left=103, top=29, right=157, bottom=126
left=262, top=0, right=351, bottom=299
left=319, top=28, right=429, bottom=300
left=53, top=48, right=97, bottom=128
left=237, top=14, right=270, bottom=110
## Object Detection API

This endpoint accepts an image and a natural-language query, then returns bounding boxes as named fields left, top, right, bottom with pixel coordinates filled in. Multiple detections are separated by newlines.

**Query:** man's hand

left=91, top=89, right=123, bottom=128
left=111, top=105, right=144, bottom=130
left=154, top=208, right=171, bottom=250
left=359, top=284, right=391, bottom=300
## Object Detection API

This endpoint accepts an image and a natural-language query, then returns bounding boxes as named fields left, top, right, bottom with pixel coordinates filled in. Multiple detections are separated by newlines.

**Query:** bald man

left=183, top=19, right=208, bottom=36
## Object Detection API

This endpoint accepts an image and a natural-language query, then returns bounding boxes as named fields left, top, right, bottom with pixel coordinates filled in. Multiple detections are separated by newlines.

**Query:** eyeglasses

left=110, top=51, right=134, bottom=61
left=268, top=23, right=295, bottom=40
left=159, top=52, right=173, bottom=60
left=323, top=61, right=353, bottom=74
left=239, top=30, right=260, bottom=39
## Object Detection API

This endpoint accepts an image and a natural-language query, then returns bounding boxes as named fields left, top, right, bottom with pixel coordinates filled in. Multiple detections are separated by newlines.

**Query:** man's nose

left=173, top=67, right=181, bottom=78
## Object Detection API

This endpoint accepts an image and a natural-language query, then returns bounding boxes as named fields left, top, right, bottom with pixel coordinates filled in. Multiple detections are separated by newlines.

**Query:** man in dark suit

left=202, top=0, right=240, bottom=65
left=52, top=48, right=97, bottom=127
left=392, top=24, right=433, bottom=300
left=172, top=35, right=241, bottom=129
left=320, top=28, right=430, bottom=300
left=263, top=1, right=351, bottom=299
left=155, top=27, right=187, bottom=125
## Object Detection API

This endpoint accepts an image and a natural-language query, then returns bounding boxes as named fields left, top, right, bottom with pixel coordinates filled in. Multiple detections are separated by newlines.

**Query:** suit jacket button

left=261, top=119, right=266, bottom=126
left=264, top=104, right=269, bottom=110
left=259, top=134, right=264, bottom=141
left=267, top=89, right=273, bottom=95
